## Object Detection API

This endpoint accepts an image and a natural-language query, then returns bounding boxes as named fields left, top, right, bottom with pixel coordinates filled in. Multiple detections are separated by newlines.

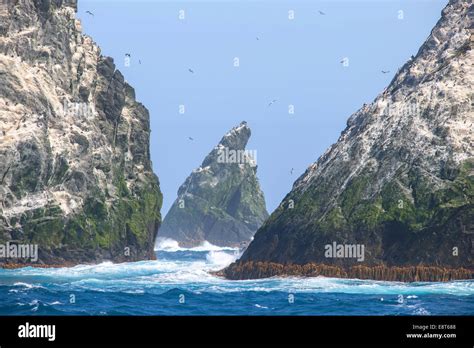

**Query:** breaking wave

left=154, top=237, right=239, bottom=252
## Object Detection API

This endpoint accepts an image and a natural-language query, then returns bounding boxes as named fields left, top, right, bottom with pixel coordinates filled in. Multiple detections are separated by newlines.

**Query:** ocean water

left=0, top=239, right=473, bottom=316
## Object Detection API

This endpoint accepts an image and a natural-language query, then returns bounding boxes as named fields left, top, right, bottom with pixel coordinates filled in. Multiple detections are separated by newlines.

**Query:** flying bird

left=188, top=68, right=194, bottom=74
left=290, top=168, right=294, bottom=175
left=256, top=37, right=260, bottom=40
left=318, top=10, right=326, bottom=15
left=139, top=59, right=142, bottom=64
left=188, top=137, right=194, bottom=141
left=85, top=11, right=94, bottom=16
left=268, top=99, right=277, bottom=107
left=125, top=53, right=131, bottom=57
left=381, top=70, right=390, bottom=74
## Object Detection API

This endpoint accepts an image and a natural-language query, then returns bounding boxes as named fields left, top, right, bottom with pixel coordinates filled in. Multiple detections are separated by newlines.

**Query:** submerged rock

left=159, top=122, right=268, bottom=247
left=0, top=0, right=162, bottom=265
left=224, top=0, right=473, bottom=281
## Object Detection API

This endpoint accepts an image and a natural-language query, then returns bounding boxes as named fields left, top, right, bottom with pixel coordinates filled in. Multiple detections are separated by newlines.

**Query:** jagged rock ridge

left=159, top=121, right=268, bottom=247
left=0, top=0, right=162, bottom=265
left=224, top=0, right=473, bottom=281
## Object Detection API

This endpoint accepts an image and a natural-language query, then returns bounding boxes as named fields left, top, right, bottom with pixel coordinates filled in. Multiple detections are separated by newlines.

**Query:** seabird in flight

left=268, top=99, right=277, bottom=107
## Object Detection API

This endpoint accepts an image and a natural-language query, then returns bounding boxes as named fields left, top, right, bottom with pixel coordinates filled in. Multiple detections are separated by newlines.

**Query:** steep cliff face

left=159, top=122, right=268, bottom=247
left=0, top=0, right=162, bottom=265
left=224, top=0, right=473, bottom=281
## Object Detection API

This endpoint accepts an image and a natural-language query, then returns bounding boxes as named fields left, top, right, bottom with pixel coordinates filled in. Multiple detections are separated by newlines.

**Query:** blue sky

left=77, top=0, right=447, bottom=215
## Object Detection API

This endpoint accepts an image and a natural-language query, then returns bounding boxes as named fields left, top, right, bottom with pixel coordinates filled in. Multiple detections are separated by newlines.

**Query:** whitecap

left=190, top=241, right=238, bottom=252
left=123, top=289, right=145, bottom=294
left=154, top=237, right=238, bottom=252
left=154, top=238, right=184, bottom=252
left=13, top=282, right=44, bottom=290
left=413, top=307, right=431, bottom=315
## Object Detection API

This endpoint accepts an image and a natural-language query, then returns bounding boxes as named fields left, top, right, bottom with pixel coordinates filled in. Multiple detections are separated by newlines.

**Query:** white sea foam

left=154, top=238, right=183, bottom=251
left=154, top=237, right=238, bottom=252
left=413, top=307, right=431, bottom=315
left=13, top=282, right=45, bottom=290
left=192, top=241, right=238, bottom=252
left=206, top=250, right=240, bottom=268
left=1, top=251, right=473, bottom=297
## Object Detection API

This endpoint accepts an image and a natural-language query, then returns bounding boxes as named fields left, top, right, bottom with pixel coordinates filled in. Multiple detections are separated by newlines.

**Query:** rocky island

left=0, top=0, right=162, bottom=266
left=159, top=122, right=268, bottom=247
left=223, top=0, right=473, bottom=282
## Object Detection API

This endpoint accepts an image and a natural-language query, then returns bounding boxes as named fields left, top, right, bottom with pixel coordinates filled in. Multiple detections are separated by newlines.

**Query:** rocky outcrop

left=224, top=0, right=473, bottom=281
left=0, top=0, right=162, bottom=265
left=159, top=122, right=268, bottom=247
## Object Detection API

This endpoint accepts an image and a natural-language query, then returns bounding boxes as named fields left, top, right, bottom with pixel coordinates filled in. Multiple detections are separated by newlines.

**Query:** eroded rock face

left=0, top=0, right=162, bottom=265
left=224, top=0, right=473, bottom=281
left=159, top=122, right=268, bottom=247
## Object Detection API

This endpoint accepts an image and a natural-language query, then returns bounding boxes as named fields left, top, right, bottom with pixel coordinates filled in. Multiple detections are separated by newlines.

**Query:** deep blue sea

left=1, top=239, right=473, bottom=315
